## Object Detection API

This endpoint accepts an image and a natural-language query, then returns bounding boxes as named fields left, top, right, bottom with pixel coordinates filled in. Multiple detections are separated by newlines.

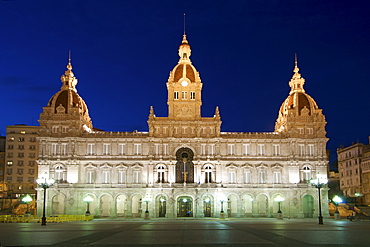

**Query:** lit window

left=190, top=92, right=195, bottom=99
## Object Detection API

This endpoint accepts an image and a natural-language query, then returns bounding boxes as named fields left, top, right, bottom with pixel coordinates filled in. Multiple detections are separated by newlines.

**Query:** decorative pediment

left=116, top=163, right=128, bottom=170
left=255, top=163, right=268, bottom=169
left=226, top=163, right=238, bottom=169
left=132, top=163, right=143, bottom=169
left=85, top=163, right=97, bottom=169
left=100, top=163, right=112, bottom=169
left=271, top=163, right=283, bottom=169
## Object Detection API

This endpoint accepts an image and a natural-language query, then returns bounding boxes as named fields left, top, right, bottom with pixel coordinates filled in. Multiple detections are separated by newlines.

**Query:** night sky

left=1, top=0, right=370, bottom=167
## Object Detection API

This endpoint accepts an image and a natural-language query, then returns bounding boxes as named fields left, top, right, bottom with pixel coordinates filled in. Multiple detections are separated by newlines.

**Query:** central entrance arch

left=177, top=196, right=193, bottom=217
left=175, top=148, right=194, bottom=183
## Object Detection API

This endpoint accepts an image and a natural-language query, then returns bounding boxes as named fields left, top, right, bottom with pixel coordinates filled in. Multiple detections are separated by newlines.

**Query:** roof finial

left=184, top=13, right=186, bottom=36
left=293, top=53, right=299, bottom=73
left=67, top=50, right=72, bottom=71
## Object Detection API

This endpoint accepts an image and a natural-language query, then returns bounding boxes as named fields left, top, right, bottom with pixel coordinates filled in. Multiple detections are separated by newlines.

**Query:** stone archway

left=177, top=196, right=193, bottom=217
left=175, top=148, right=194, bottom=183
left=51, top=194, right=65, bottom=215
left=302, top=195, right=314, bottom=218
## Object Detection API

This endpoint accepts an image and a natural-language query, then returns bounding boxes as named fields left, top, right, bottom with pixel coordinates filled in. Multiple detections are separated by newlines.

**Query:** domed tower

left=275, top=57, right=326, bottom=138
left=148, top=34, right=221, bottom=138
left=39, top=58, right=93, bottom=136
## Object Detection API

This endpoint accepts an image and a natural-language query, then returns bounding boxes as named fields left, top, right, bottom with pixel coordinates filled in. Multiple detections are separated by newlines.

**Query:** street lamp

left=274, top=195, right=284, bottom=219
left=21, top=194, right=33, bottom=216
left=310, top=176, right=328, bottom=225
left=36, top=176, right=55, bottom=226
left=332, top=195, right=342, bottom=220
left=83, top=195, right=93, bottom=216
left=142, top=194, right=152, bottom=220
left=219, top=195, right=227, bottom=219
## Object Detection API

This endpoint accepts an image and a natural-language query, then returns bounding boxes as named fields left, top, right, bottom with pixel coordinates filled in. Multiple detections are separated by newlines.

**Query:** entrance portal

left=175, top=148, right=194, bottom=183
left=177, top=196, right=193, bottom=217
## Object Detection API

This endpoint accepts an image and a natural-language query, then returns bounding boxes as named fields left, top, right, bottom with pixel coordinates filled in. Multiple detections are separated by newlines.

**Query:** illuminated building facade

left=337, top=141, right=370, bottom=204
left=4, top=125, right=39, bottom=199
left=36, top=35, right=329, bottom=218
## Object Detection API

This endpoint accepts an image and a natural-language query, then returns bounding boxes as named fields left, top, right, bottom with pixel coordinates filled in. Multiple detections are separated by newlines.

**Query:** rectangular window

left=307, top=128, right=313, bottom=134
left=229, top=171, right=236, bottom=183
left=134, top=144, right=142, bottom=155
left=29, top=145, right=36, bottom=150
left=274, top=171, right=281, bottom=183
left=8, top=145, right=13, bottom=149
left=118, top=171, right=126, bottom=184
left=18, top=145, right=24, bottom=150
left=18, top=138, right=25, bottom=142
left=18, top=153, right=24, bottom=158
left=7, top=152, right=13, bottom=158
left=244, top=171, right=251, bottom=183
left=259, top=170, right=266, bottom=183
left=30, top=137, right=36, bottom=142
left=163, top=144, right=168, bottom=155
left=155, top=144, right=160, bottom=155
left=190, top=91, right=195, bottom=99
left=258, top=144, right=265, bottom=155
left=299, top=144, right=305, bottom=156
left=208, top=144, right=215, bottom=155
left=228, top=144, right=235, bottom=155
left=201, top=144, right=206, bottom=155
left=174, top=91, right=179, bottom=99
left=182, top=91, right=187, bottom=99
left=62, top=126, right=68, bottom=133
left=103, top=144, right=111, bottom=155
left=119, top=144, right=126, bottom=155
left=52, top=143, right=58, bottom=155
left=86, top=171, right=94, bottom=184
left=60, top=144, right=67, bottom=155
left=29, top=161, right=35, bottom=166
left=273, top=145, right=280, bottom=156
left=298, top=128, right=303, bottom=134
left=7, top=177, right=12, bottom=181
left=102, top=170, right=110, bottom=184
left=134, top=171, right=140, bottom=183
left=6, top=169, right=12, bottom=175
left=28, top=177, right=34, bottom=182
left=52, top=126, right=59, bottom=133
left=17, top=169, right=23, bottom=174
left=17, top=161, right=24, bottom=166
left=29, top=153, right=35, bottom=158
left=28, top=169, right=35, bottom=175
left=308, top=144, right=314, bottom=156
left=88, top=144, right=95, bottom=155
left=7, top=161, right=13, bottom=166
left=17, top=177, right=23, bottom=182
left=243, top=144, right=250, bottom=155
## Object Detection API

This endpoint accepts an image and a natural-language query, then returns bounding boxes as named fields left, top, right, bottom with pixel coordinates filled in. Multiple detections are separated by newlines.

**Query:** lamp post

left=83, top=195, right=93, bottom=216
left=310, top=176, right=328, bottom=225
left=219, top=195, right=227, bottom=219
left=36, top=176, right=55, bottom=226
left=21, top=194, right=33, bottom=216
left=332, top=195, right=342, bottom=220
left=274, top=195, right=284, bottom=219
left=142, top=194, right=152, bottom=220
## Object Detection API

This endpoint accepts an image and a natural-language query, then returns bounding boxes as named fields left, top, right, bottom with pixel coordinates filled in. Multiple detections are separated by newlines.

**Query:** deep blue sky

left=1, top=0, right=370, bottom=166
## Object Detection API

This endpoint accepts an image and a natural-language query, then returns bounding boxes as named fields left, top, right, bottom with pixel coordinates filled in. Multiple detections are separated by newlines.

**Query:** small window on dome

left=190, top=92, right=195, bottom=100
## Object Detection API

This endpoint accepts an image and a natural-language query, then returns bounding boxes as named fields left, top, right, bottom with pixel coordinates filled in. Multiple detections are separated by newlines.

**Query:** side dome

left=275, top=58, right=326, bottom=138
left=39, top=59, right=93, bottom=135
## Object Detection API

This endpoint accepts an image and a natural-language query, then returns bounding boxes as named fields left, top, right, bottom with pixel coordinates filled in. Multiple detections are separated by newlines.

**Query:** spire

left=288, top=54, right=305, bottom=94
left=178, top=13, right=191, bottom=61
left=60, top=51, right=78, bottom=91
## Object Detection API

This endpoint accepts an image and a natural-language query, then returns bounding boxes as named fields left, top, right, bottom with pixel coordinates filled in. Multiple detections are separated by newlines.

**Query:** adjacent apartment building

left=337, top=140, right=370, bottom=205
left=4, top=125, right=39, bottom=199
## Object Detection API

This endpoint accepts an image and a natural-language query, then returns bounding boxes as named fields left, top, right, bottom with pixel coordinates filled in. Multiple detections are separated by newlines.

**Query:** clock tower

left=148, top=34, right=221, bottom=138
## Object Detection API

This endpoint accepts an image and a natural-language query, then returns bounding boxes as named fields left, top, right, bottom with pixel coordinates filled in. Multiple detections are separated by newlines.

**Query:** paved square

left=1, top=218, right=369, bottom=246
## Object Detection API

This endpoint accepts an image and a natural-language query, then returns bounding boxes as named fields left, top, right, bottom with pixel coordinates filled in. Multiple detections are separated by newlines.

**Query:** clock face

left=181, top=80, right=188, bottom=87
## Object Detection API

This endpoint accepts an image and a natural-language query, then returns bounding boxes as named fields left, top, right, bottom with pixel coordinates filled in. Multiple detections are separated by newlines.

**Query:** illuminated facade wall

left=36, top=35, right=329, bottom=219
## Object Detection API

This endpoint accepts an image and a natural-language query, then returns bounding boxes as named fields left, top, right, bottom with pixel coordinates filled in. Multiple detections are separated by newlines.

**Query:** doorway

left=177, top=196, right=193, bottom=217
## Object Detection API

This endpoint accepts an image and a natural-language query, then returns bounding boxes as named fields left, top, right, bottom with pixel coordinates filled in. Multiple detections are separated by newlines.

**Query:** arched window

left=157, top=165, right=166, bottom=183
left=54, top=165, right=65, bottom=182
left=204, top=164, right=213, bottom=183
left=301, top=165, right=312, bottom=182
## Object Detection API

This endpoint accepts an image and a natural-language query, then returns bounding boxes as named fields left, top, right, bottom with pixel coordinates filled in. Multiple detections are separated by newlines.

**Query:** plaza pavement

left=0, top=218, right=369, bottom=246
